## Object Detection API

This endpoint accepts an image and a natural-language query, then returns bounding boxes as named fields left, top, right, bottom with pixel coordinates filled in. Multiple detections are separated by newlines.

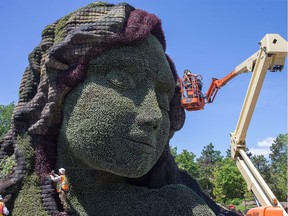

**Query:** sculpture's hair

left=0, top=2, right=235, bottom=215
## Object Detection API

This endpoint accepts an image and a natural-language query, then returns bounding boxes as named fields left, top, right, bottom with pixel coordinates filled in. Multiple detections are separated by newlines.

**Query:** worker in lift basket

left=50, top=168, right=69, bottom=212
left=183, top=69, right=204, bottom=98
left=184, top=69, right=193, bottom=88
left=0, top=195, right=9, bottom=216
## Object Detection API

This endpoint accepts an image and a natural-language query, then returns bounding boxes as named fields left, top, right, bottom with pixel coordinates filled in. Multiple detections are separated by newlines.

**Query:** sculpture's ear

left=165, top=54, right=185, bottom=139
left=168, top=88, right=185, bottom=139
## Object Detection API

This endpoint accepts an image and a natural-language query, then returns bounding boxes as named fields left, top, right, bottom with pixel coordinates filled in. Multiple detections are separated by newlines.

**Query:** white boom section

left=229, top=34, right=288, bottom=215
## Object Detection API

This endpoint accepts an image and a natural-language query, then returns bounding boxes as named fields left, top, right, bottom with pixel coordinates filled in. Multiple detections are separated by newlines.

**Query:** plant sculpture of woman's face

left=60, top=35, right=175, bottom=178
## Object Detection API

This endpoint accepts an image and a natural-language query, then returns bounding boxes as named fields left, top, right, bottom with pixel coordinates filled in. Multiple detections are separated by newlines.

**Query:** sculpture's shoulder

left=151, top=184, right=216, bottom=216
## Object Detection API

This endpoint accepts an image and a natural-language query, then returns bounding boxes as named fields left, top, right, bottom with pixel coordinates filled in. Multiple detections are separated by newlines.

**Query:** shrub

left=0, top=154, right=15, bottom=179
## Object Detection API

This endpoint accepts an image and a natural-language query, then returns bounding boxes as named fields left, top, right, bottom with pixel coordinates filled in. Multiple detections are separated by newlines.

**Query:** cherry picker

left=178, top=34, right=288, bottom=216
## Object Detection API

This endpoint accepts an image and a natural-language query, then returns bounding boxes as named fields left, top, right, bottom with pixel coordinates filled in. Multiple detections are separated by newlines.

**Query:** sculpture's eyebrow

left=113, top=57, right=146, bottom=67
left=89, top=55, right=157, bottom=79
left=89, top=55, right=146, bottom=69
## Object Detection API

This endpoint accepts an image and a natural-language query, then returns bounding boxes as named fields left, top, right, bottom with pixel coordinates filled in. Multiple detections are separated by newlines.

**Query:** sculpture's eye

left=106, top=70, right=136, bottom=89
left=157, top=93, right=170, bottom=111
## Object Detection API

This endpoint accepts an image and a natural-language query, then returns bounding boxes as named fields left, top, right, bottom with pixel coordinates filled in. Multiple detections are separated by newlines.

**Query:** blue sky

left=0, top=0, right=287, bottom=158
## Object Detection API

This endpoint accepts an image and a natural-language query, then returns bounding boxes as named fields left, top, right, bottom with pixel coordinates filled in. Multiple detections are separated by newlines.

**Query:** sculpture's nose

left=135, top=89, right=162, bottom=131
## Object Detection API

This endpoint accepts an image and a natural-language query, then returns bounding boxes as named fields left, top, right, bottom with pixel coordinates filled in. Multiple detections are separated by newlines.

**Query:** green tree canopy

left=170, top=146, right=199, bottom=178
left=176, top=149, right=199, bottom=178
left=197, top=143, right=223, bottom=196
left=269, top=133, right=288, bottom=201
left=212, top=157, right=247, bottom=203
left=250, top=154, right=271, bottom=184
left=0, top=102, right=15, bottom=139
left=197, top=143, right=223, bottom=164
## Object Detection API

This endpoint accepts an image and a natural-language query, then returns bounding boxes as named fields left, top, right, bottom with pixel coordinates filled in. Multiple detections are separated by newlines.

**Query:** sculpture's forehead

left=88, top=35, right=174, bottom=86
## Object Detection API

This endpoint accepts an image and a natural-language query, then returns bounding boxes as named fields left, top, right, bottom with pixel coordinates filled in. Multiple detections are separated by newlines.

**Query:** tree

left=170, top=146, right=177, bottom=158
left=170, top=147, right=199, bottom=178
left=226, top=147, right=252, bottom=158
left=212, top=158, right=247, bottom=203
left=197, top=143, right=223, bottom=164
left=197, top=143, right=223, bottom=196
left=250, top=154, right=271, bottom=184
left=0, top=102, right=15, bottom=139
left=225, top=148, right=231, bottom=158
left=269, top=133, right=288, bottom=201
left=175, top=149, right=199, bottom=178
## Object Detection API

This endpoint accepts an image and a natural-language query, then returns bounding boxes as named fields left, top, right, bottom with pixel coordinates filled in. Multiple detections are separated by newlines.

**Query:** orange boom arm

left=205, top=70, right=238, bottom=104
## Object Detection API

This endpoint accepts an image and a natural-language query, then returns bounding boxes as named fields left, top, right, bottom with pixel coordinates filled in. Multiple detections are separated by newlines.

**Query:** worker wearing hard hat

left=50, top=168, right=69, bottom=212
left=0, top=195, right=9, bottom=216
left=184, top=69, right=193, bottom=88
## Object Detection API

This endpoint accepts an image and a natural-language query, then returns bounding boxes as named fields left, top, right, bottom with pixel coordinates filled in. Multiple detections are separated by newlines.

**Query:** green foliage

left=17, top=133, right=34, bottom=171
left=212, top=158, right=247, bottom=203
left=226, top=197, right=242, bottom=206
left=250, top=154, right=271, bottom=183
left=197, top=143, right=223, bottom=195
left=13, top=172, right=48, bottom=216
left=0, top=102, right=15, bottom=139
left=172, top=135, right=287, bottom=205
left=85, top=2, right=110, bottom=8
left=269, top=133, right=288, bottom=201
left=60, top=35, right=172, bottom=179
left=171, top=144, right=254, bottom=210
left=197, top=143, right=223, bottom=165
left=54, top=14, right=73, bottom=43
left=56, top=35, right=192, bottom=214
left=225, top=148, right=231, bottom=158
left=269, top=134, right=287, bottom=170
left=173, top=148, right=199, bottom=178
left=0, top=154, right=16, bottom=179
left=170, top=146, right=177, bottom=158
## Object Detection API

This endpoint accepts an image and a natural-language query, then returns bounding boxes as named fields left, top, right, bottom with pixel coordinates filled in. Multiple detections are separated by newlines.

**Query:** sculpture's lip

left=124, top=137, right=155, bottom=152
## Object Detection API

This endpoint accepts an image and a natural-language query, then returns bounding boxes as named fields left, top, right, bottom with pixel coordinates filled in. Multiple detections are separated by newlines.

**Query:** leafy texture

left=17, top=134, right=34, bottom=172
left=0, top=102, right=14, bottom=139
left=269, top=134, right=288, bottom=201
left=212, top=158, right=247, bottom=203
left=197, top=143, right=222, bottom=197
left=0, top=155, right=15, bottom=179
left=56, top=35, right=214, bottom=215
left=13, top=173, right=48, bottom=216
left=174, top=149, right=199, bottom=178
left=0, top=2, right=238, bottom=216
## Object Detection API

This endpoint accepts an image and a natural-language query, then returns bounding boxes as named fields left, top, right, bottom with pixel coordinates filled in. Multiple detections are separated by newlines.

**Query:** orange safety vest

left=0, top=202, right=4, bottom=216
left=56, top=175, right=69, bottom=193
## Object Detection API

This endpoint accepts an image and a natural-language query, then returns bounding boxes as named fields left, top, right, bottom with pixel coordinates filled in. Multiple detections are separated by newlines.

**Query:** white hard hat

left=59, top=168, right=65, bottom=174
left=0, top=195, right=3, bottom=200
left=185, top=69, right=192, bottom=75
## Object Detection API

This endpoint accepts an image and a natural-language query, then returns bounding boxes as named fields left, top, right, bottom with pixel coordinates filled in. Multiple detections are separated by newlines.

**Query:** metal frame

left=229, top=34, right=288, bottom=215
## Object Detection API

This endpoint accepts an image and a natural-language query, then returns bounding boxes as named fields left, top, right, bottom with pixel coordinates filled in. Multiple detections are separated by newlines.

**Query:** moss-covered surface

left=53, top=14, right=72, bottom=44
left=54, top=35, right=215, bottom=215
left=17, top=134, right=34, bottom=172
left=13, top=172, right=48, bottom=216
left=60, top=35, right=173, bottom=177
left=0, top=154, right=15, bottom=179
left=65, top=183, right=214, bottom=216
left=12, top=135, right=45, bottom=215
left=1, top=2, right=229, bottom=215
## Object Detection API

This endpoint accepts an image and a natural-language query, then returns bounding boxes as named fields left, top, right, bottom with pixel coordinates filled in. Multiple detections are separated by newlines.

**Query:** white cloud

left=257, top=137, right=275, bottom=147
left=249, top=147, right=271, bottom=156
left=249, top=137, right=275, bottom=157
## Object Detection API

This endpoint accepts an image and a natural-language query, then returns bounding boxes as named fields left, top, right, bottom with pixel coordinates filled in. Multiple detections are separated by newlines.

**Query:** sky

left=0, top=0, right=287, bottom=158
